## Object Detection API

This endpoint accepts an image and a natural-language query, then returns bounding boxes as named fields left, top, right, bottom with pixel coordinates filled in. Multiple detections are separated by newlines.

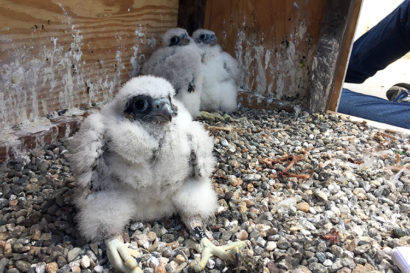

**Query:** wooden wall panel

left=307, top=0, right=362, bottom=112
left=328, top=0, right=362, bottom=111
left=204, top=0, right=327, bottom=107
left=0, top=0, right=178, bottom=129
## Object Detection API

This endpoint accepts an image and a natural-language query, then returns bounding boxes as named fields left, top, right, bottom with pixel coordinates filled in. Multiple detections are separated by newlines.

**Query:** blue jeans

left=345, top=0, right=410, bottom=83
left=339, top=89, right=410, bottom=129
left=338, top=0, right=410, bottom=129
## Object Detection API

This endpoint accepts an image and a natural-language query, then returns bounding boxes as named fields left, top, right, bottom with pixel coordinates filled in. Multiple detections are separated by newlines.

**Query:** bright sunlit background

left=343, top=0, right=410, bottom=99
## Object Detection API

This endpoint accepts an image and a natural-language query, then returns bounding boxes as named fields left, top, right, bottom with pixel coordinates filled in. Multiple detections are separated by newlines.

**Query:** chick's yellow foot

left=189, top=238, right=249, bottom=272
left=106, top=237, right=142, bottom=273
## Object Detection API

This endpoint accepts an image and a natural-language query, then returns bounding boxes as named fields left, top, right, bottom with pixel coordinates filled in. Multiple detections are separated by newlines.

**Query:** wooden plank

left=328, top=0, right=362, bottom=111
left=177, top=0, right=206, bottom=35
left=204, top=0, right=327, bottom=110
left=307, top=0, right=361, bottom=112
left=0, top=0, right=178, bottom=129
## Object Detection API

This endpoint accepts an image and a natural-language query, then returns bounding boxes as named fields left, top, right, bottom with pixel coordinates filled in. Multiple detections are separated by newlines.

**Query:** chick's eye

left=170, top=36, right=179, bottom=45
left=199, top=34, right=205, bottom=40
left=134, top=99, right=148, bottom=111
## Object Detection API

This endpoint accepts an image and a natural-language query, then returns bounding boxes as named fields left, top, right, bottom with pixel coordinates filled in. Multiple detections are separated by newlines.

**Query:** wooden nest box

left=0, top=0, right=361, bottom=162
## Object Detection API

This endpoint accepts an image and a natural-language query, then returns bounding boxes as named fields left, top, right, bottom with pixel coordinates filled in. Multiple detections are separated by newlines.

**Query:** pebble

left=15, top=260, right=31, bottom=272
left=266, top=241, right=276, bottom=251
left=236, top=230, right=248, bottom=240
left=0, top=259, right=10, bottom=273
left=174, top=254, right=185, bottom=264
left=80, top=255, right=91, bottom=268
left=314, top=189, right=329, bottom=201
left=45, top=262, right=58, bottom=273
left=67, top=248, right=82, bottom=262
left=243, top=174, right=261, bottom=181
left=296, top=202, right=310, bottom=212
left=309, top=262, right=327, bottom=273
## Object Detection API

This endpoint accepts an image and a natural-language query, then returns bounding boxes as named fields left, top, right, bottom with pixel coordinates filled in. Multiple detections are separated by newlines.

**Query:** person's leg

left=338, top=89, right=410, bottom=129
left=345, top=0, right=410, bottom=83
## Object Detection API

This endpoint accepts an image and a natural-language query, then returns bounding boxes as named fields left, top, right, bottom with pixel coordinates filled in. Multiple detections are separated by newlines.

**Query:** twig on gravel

left=319, top=228, right=339, bottom=245
left=260, top=154, right=311, bottom=180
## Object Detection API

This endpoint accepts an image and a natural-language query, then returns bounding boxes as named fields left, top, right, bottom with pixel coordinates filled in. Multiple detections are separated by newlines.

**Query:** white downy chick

left=142, top=28, right=203, bottom=118
left=192, top=28, right=240, bottom=113
left=69, top=76, right=218, bottom=273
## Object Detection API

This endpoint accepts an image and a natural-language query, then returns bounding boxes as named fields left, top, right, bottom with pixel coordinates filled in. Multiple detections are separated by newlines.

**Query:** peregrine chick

left=69, top=76, right=246, bottom=273
left=142, top=28, right=202, bottom=118
left=192, top=29, right=240, bottom=113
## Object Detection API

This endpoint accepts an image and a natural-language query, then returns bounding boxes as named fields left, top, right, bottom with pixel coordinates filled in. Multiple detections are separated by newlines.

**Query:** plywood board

left=204, top=0, right=327, bottom=106
left=0, top=0, right=178, bottom=129
left=308, top=0, right=362, bottom=112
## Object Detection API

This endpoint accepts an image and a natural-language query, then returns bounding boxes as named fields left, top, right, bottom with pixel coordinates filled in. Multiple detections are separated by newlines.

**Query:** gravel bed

left=0, top=107, right=409, bottom=273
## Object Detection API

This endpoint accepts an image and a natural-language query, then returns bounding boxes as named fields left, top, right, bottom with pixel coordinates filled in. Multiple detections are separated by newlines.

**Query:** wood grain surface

left=0, top=0, right=178, bottom=128
left=328, top=0, right=362, bottom=111
left=307, top=0, right=361, bottom=112
left=204, top=0, right=327, bottom=105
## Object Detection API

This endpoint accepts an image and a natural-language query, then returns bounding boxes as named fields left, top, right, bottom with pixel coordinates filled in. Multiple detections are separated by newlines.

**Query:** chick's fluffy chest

left=106, top=118, right=192, bottom=194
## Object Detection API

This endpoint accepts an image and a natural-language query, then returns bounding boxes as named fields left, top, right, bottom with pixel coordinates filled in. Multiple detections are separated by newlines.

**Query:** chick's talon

left=191, top=238, right=249, bottom=272
left=106, top=238, right=143, bottom=273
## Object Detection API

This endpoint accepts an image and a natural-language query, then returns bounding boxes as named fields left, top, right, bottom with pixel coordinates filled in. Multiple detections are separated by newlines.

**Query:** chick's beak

left=180, top=34, right=191, bottom=45
left=151, top=98, right=174, bottom=122
left=209, top=34, right=218, bottom=45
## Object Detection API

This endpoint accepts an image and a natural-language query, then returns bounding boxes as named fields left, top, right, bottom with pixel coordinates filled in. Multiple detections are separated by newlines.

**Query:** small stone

left=130, top=222, right=144, bottom=231
left=206, top=259, right=215, bottom=269
left=266, top=241, right=276, bottom=251
left=247, top=183, right=254, bottom=192
left=314, top=189, right=328, bottom=201
left=323, top=259, right=333, bottom=267
left=308, top=262, right=327, bottom=273
left=147, top=232, right=157, bottom=242
left=239, top=202, right=247, bottom=213
left=39, top=233, right=52, bottom=241
left=80, top=256, right=91, bottom=268
left=291, top=266, right=312, bottom=273
left=165, top=261, right=178, bottom=273
left=45, top=262, right=58, bottom=273
left=31, top=229, right=41, bottom=240
left=337, top=267, right=352, bottom=273
left=228, top=175, right=242, bottom=187
left=316, top=252, right=326, bottom=263
left=392, top=228, right=410, bottom=238
left=352, top=263, right=375, bottom=273
left=89, top=243, right=99, bottom=256
left=353, top=188, right=367, bottom=200
left=354, top=244, right=371, bottom=255
left=15, top=260, right=31, bottom=272
left=0, top=258, right=10, bottom=273
left=154, top=262, right=166, bottom=273
left=297, top=202, right=310, bottom=212
left=70, top=265, right=81, bottom=273
left=236, top=230, right=248, bottom=240
left=331, top=245, right=344, bottom=258
left=256, top=237, right=266, bottom=247
left=174, top=254, right=185, bottom=264
left=93, top=265, right=104, bottom=273
left=3, top=242, right=12, bottom=255
left=342, top=257, right=356, bottom=269
left=331, top=259, right=343, bottom=271
left=243, top=174, right=261, bottom=181
left=67, top=247, right=82, bottom=262
left=277, top=238, right=290, bottom=249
